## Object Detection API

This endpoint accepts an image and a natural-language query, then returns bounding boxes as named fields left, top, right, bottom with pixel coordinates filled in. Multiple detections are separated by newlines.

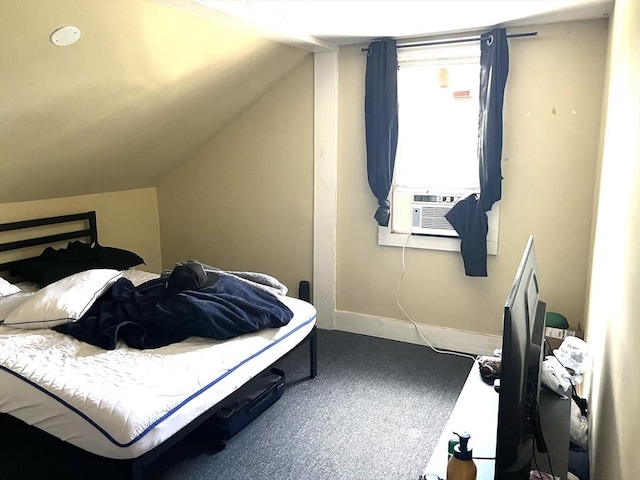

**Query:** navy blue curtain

left=445, top=28, right=509, bottom=277
left=365, top=39, right=399, bottom=227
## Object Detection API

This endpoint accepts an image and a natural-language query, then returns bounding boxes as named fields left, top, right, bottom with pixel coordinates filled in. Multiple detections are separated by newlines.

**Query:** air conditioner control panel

left=413, top=194, right=462, bottom=203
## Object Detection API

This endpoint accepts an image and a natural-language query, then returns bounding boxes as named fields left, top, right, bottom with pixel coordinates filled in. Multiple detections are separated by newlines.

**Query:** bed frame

left=0, top=211, right=98, bottom=272
left=0, top=211, right=317, bottom=480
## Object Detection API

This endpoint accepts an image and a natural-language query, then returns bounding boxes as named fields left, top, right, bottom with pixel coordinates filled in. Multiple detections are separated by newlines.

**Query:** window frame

left=378, top=43, right=500, bottom=255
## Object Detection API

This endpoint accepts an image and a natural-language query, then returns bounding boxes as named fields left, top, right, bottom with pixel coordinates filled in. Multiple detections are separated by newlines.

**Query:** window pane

left=395, top=50, right=480, bottom=191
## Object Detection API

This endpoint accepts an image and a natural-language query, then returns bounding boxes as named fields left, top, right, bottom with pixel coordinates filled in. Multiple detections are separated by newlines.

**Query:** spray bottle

left=446, top=431, right=477, bottom=480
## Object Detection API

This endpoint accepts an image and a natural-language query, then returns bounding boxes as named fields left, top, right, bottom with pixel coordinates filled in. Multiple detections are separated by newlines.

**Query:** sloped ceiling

left=0, top=0, right=308, bottom=203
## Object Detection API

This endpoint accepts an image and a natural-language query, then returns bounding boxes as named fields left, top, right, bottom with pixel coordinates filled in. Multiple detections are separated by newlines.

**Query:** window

left=395, top=44, right=480, bottom=192
left=379, top=43, right=499, bottom=254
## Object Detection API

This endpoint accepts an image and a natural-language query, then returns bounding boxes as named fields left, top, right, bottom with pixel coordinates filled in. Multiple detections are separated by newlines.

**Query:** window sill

left=378, top=228, right=498, bottom=255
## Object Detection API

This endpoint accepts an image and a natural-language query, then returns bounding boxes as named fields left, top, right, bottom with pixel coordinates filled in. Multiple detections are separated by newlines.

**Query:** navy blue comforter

left=54, top=273, right=293, bottom=350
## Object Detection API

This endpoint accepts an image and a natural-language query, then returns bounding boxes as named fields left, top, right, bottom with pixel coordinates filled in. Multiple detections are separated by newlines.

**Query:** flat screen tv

left=495, top=235, right=547, bottom=480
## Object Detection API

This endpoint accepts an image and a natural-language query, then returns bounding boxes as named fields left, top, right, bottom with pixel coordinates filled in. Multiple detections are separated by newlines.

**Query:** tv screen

left=495, top=235, right=544, bottom=479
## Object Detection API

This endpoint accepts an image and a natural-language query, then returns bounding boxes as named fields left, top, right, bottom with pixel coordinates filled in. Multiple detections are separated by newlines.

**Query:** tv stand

left=422, top=362, right=571, bottom=479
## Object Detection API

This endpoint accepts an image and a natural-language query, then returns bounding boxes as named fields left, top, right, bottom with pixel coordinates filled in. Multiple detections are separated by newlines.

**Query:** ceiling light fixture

left=50, top=26, right=81, bottom=46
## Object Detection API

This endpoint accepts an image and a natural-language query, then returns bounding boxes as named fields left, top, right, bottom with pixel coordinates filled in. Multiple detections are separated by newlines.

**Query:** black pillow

left=92, top=243, right=145, bottom=270
left=10, top=256, right=99, bottom=286
left=10, top=241, right=144, bottom=286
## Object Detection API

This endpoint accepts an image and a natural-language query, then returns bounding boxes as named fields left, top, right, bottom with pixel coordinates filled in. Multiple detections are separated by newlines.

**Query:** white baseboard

left=331, top=310, right=501, bottom=356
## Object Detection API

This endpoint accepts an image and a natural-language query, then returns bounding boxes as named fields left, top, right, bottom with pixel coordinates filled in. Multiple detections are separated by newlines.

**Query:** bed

left=0, top=211, right=317, bottom=479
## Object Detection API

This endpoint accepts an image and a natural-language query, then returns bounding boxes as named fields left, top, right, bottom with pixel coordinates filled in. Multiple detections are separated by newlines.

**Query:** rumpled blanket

left=53, top=262, right=293, bottom=350
left=179, top=262, right=289, bottom=298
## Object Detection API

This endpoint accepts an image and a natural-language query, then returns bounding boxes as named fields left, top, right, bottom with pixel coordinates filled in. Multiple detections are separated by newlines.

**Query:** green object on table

left=448, top=437, right=459, bottom=460
left=546, top=312, right=569, bottom=329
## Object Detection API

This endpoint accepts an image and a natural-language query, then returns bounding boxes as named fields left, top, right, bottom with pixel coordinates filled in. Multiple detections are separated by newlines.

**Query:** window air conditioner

left=389, top=188, right=499, bottom=254
left=391, top=188, right=473, bottom=237
left=410, top=193, right=463, bottom=237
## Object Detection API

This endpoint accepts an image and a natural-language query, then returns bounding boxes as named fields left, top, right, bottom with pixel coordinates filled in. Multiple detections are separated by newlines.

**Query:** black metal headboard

left=0, top=211, right=98, bottom=272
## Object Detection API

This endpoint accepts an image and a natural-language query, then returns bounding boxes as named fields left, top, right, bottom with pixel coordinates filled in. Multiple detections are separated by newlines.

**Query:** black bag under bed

left=205, top=367, right=286, bottom=450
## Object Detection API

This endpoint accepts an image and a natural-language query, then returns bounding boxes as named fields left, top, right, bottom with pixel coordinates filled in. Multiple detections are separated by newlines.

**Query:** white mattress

left=0, top=295, right=316, bottom=459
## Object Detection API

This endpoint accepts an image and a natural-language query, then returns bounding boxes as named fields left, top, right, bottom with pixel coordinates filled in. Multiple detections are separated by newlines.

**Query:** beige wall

left=0, top=188, right=162, bottom=273
left=156, top=56, right=314, bottom=295
left=337, top=20, right=608, bottom=335
left=585, top=0, right=640, bottom=478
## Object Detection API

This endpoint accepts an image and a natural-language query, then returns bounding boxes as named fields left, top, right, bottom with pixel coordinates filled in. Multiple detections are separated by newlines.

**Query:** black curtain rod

left=361, top=31, right=537, bottom=53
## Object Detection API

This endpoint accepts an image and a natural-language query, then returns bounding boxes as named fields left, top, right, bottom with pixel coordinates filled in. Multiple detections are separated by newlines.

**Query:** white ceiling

left=194, top=0, right=614, bottom=48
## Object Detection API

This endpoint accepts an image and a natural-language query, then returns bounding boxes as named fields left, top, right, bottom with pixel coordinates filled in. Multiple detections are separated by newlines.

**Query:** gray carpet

left=0, top=329, right=472, bottom=480
left=148, top=329, right=472, bottom=480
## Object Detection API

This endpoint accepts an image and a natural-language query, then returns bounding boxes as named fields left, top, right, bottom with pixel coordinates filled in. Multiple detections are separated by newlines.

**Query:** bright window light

left=395, top=44, right=481, bottom=192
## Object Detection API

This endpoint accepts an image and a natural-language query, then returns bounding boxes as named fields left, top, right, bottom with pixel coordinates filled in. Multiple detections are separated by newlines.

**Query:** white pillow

left=4, top=269, right=122, bottom=329
left=0, top=293, right=33, bottom=321
left=0, top=277, right=21, bottom=297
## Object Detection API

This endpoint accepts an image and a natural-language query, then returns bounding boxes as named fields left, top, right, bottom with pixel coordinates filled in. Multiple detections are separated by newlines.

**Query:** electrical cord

left=531, top=437, right=558, bottom=479
left=532, top=440, right=543, bottom=477
left=529, top=378, right=556, bottom=479
left=531, top=438, right=558, bottom=480
left=395, top=233, right=477, bottom=363
left=545, top=449, right=556, bottom=479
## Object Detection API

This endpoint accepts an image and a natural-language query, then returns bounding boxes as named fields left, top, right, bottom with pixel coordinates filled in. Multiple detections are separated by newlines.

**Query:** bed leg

left=309, top=326, right=317, bottom=379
